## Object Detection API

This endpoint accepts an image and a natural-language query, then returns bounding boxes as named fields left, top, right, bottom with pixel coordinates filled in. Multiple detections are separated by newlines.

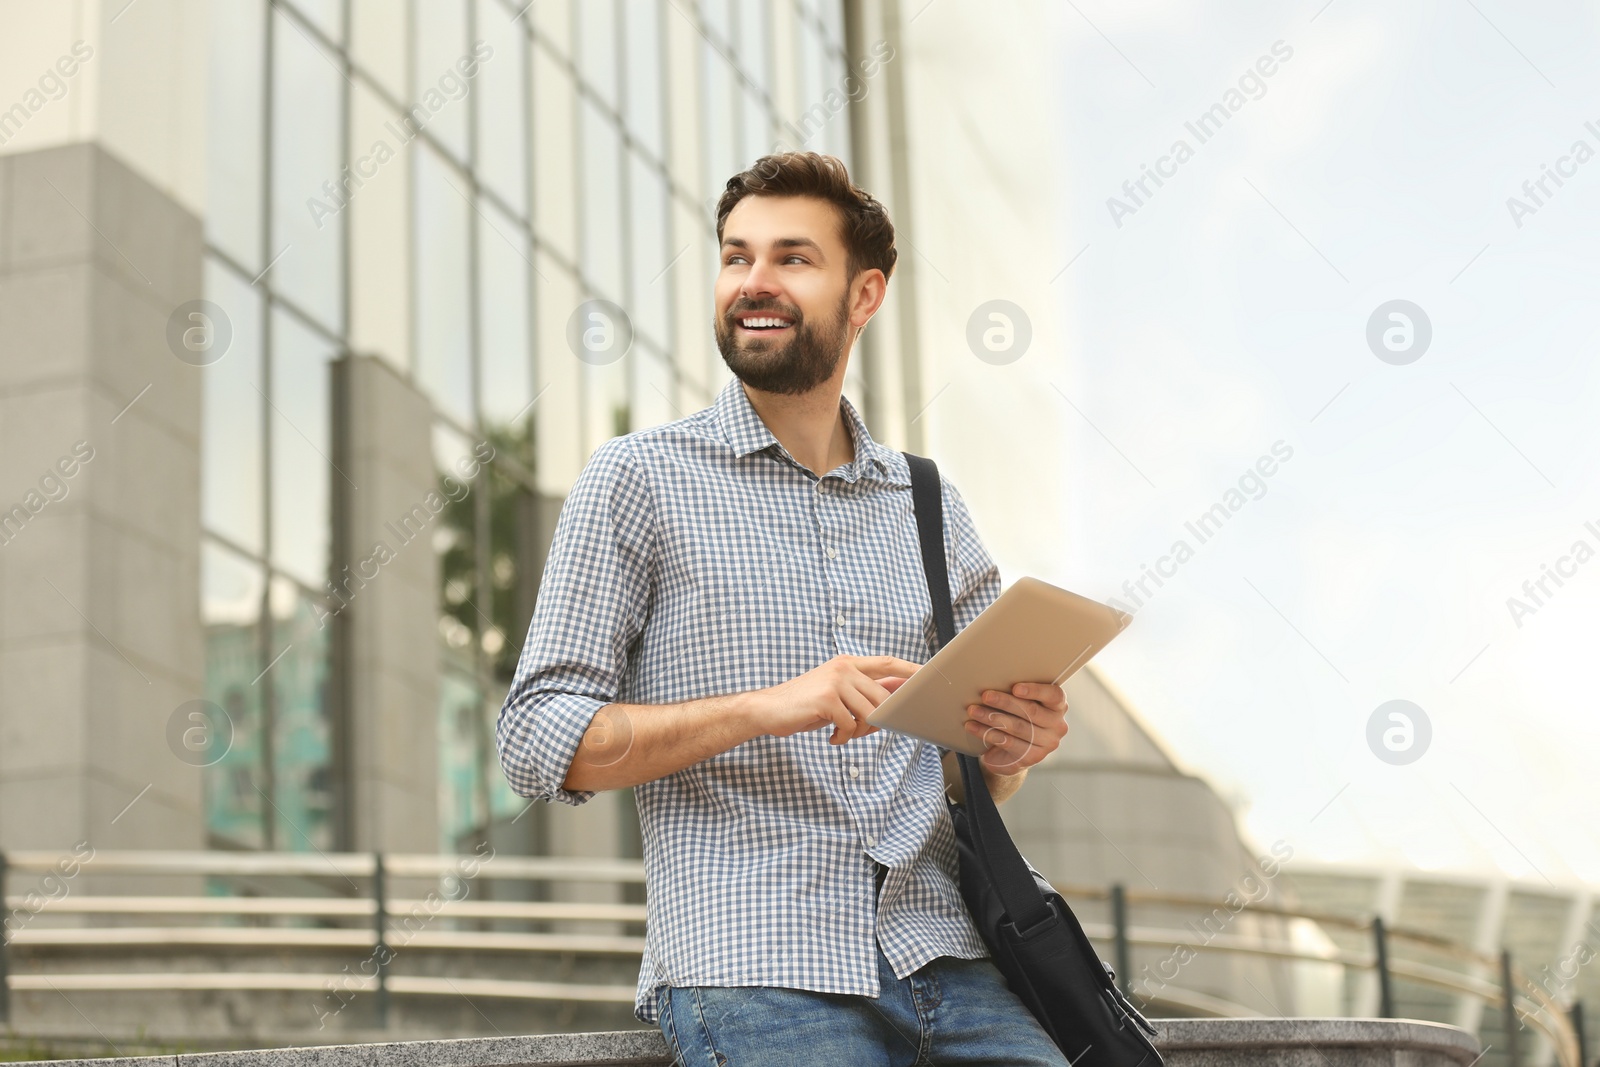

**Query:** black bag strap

left=905, top=453, right=956, bottom=650
left=902, top=452, right=1054, bottom=933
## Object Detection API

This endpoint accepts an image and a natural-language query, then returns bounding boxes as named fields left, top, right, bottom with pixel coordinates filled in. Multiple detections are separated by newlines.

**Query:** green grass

left=0, top=1029, right=199, bottom=1062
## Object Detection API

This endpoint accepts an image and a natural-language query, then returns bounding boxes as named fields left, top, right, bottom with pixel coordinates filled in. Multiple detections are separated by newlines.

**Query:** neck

left=741, top=375, right=855, bottom=478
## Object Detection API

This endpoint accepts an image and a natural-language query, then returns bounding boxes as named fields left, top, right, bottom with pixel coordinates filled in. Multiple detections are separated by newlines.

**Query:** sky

left=1021, top=0, right=1600, bottom=886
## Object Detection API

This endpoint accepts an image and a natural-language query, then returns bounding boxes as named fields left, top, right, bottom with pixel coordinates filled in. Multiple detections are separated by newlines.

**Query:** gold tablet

left=867, top=576, right=1133, bottom=756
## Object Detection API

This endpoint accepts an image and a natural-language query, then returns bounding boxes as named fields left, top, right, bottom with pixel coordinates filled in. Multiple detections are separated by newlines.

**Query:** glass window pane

left=529, top=0, right=571, bottom=59
left=701, top=0, right=731, bottom=42
left=531, top=47, right=578, bottom=263
left=795, top=16, right=826, bottom=150
left=478, top=198, right=533, bottom=429
left=626, top=150, right=670, bottom=349
left=270, top=5, right=346, bottom=332
left=632, top=345, right=678, bottom=431
left=202, top=258, right=266, bottom=554
left=700, top=41, right=736, bottom=207
left=351, top=0, right=407, bottom=98
left=269, top=307, right=337, bottom=588
left=486, top=468, right=538, bottom=682
left=206, top=0, right=264, bottom=271
left=268, top=575, right=334, bottom=852
left=576, top=0, right=618, bottom=110
left=824, top=51, right=850, bottom=160
left=820, top=0, right=844, bottom=52
left=414, top=144, right=474, bottom=423
left=348, top=84, right=412, bottom=373
left=736, top=0, right=769, bottom=94
left=623, top=0, right=663, bottom=160
left=413, top=0, right=470, bottom=162
left=434, top=422, right=480, bottom=652
left=437, top=666, right=485, bottom=849
left=741, top=84, right=771, bottom=167
left=579, top=97, right=624, bottom=301
left=583, top=351, right=630, bottom=454
left=475, top=0, right=527, bottom=215
left=659, top=0, right=698, bottom=196
left=202, top=538, right=267, bottom=850
left=533, top=259, right=585, bottom=494
left=285, top=0, right=344, bottom=44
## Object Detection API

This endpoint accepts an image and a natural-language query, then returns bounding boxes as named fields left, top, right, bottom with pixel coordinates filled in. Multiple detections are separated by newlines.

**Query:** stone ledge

left=1153, top=1017, right=1483, bottom=1066
left=4, top=1018, right=1482, bottom=1067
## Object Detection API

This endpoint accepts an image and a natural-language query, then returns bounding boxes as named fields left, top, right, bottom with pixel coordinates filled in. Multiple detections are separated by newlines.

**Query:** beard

left=715, top=290, right=851, bottom=396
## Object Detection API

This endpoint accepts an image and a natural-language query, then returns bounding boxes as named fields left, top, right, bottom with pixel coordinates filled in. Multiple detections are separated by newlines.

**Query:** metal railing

left=1073, top=883, right=1583, bottom=1067
left=0, top=850, right=1583, bottom=1066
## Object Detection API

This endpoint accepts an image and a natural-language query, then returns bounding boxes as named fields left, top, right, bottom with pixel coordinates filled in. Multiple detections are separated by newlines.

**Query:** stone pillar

left=0, top=142, right=205, bottom=852
left=332, top=353, right=440, bottom=853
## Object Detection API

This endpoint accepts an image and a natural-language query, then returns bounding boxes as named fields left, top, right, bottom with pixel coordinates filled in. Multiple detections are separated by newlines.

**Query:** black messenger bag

left=903, top=450, right=1163, bottom=1067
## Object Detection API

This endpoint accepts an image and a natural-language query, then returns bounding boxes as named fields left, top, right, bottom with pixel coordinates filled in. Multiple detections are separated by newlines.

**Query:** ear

left=848, top=268, right=888, bottom=332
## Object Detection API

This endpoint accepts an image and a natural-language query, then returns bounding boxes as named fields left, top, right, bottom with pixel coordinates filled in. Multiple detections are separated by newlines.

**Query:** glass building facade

left=197, top=0, right=861, bottom=854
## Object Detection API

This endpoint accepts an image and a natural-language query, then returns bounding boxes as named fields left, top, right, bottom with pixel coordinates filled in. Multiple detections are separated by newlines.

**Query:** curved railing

left=1053, top=883, right=1579, bottom=1067
left=0, top=851, right=1579, bottom=1067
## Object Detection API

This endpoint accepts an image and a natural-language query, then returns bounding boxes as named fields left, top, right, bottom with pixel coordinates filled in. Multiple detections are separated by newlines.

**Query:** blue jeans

left=654, top=940, right=1072, bottom=1066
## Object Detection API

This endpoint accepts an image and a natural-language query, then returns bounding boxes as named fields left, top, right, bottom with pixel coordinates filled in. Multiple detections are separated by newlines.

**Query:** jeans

left=654, top=939, right=1072, bottom=1066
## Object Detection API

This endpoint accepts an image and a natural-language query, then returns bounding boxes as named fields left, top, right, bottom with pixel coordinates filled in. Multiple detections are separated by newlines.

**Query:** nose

left=740, top=255, right=782, bottom=303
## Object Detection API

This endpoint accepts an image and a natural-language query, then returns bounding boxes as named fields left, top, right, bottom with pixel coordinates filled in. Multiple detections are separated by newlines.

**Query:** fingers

left=850, top=655, right=924, bottom=679
left=807, top=686, right=874, bottom=745
left=845, top=677, right=884, bottom=736
left=979, top=732, right=1037, bottom=772
left=978, top=683, right=1067, bottom=718
left=855, top=672, right=895, bottom=706
left=968, top=694, right=1043, bottom=738
left=819, top=702, right=857, bottom=745
left=805, top=657, right=913, bottom=744
left=839, top=681, right=876, bottom=720
left=966, top=683, right=1071, bottom=769
left=1008, top=681, right=1069, bottom=712
left=965, top=705, right=1042, bottom=751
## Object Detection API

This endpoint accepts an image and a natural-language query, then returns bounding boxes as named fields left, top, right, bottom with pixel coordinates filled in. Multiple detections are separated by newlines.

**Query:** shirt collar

left=713, top=377, right=903, bottom=485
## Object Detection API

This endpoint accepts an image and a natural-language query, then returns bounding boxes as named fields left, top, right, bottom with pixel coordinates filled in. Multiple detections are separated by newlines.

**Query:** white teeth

left=740, top=316, right=791, bottom=328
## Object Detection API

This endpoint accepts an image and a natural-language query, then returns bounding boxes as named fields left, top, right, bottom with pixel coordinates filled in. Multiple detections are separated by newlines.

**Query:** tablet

left=866, top=576, right=1132, bottom=756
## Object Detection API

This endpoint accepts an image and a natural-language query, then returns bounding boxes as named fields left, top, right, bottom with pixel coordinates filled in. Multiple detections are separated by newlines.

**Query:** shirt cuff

left=500, top=692, right=607, bottom=807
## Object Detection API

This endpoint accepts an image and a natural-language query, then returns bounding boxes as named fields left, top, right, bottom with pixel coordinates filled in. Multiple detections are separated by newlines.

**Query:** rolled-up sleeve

left=496, top=437, right=656, bottom=806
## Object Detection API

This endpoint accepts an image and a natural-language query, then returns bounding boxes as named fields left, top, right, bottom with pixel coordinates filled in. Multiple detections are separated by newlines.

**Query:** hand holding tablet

left=866, top=577, right=1132, bottom=757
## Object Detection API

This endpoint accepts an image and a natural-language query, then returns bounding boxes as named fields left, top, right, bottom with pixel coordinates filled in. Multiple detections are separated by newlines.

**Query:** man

left=497, top=152, right=1073, bottom=1065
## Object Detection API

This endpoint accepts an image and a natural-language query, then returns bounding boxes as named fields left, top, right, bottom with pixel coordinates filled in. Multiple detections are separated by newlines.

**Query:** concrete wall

left=0, top=142, right=206, bottom=854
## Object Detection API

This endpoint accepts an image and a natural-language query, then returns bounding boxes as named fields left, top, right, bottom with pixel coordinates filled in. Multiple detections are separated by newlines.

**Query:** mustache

left=726, top=301, right=803, bottom=322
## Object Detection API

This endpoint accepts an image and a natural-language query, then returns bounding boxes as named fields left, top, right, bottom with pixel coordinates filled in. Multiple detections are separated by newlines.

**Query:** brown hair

left=714, top=152, right=897, bottom=281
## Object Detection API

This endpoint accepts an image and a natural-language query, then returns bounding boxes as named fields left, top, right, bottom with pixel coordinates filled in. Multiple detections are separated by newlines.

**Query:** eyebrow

left=721, top=236, right=826, bottom=257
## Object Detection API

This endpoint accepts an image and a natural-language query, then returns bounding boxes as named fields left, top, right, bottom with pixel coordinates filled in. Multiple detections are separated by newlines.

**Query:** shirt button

left=864, top=835, right=876, bottom=847
left=834, top=612, right=846, bottom=627
left=825, top=546, right=838, bottom=559
left=848, top=765, right=860, bottom=779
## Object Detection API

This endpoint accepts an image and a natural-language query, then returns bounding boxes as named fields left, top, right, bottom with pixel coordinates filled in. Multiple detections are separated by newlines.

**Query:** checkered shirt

left=496, top=376, right=999, bottom=1024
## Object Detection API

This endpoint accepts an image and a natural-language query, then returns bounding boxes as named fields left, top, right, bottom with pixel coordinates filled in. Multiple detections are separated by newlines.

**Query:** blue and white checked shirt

left=496, top=376, right=1001, bottom=1024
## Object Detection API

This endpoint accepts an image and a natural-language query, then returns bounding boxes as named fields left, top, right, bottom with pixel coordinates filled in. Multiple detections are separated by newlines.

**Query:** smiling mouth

left=736, top=314, right=796, bottom=333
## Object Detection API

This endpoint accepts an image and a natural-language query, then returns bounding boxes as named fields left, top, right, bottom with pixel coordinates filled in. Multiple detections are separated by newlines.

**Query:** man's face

left=714, top=195, right=871, bottom=396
